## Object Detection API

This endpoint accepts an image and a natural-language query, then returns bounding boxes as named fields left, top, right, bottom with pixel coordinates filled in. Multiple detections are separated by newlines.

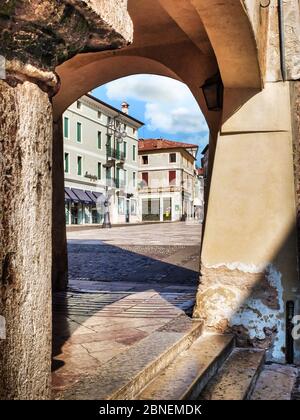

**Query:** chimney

left=121, top=102, right=129, bottom=115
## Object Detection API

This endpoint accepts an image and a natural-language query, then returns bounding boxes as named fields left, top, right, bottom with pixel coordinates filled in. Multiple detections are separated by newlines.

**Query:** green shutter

left=64, top=117, right=69, bottom=138
left=77, top=156, right=82, bottom=175
left=98, top=131, right=102, bottom=149
left=64, top=153, right=69, bottom=173
left=116, top=167, right=120, bottom=188
left=124, top=142, right=127, bottom=158
left=98, top=162, right=101, bottom=180
left=133, top=145, right=136, bottom=161
left=77, top=122, right=82, bottom=142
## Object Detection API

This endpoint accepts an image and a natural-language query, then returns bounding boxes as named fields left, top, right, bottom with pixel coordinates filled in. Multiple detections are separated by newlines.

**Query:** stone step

left=250, top=364, right=298, bottom=400
left=137, top=334, right=234, bottom=400
left=60, top=315, right=203, bottom=400
left=199, top=348, right=265, bottom=400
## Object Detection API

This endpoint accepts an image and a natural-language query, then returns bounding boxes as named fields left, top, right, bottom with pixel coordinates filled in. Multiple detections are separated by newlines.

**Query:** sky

left=92, top=74, right=209, bottom=165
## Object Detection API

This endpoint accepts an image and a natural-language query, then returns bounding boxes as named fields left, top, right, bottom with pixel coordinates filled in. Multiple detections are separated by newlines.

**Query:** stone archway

left=2, top=0, right=300, bottom=401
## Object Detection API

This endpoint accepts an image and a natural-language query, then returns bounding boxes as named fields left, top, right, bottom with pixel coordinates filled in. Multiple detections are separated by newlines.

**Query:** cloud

left=105, top=75, right=208, bottom=137
left=145, top=104, right=208, bottom=134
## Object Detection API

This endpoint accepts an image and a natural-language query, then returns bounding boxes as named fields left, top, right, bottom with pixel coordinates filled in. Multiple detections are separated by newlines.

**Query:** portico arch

left=3, top=0, right=300, bottom=401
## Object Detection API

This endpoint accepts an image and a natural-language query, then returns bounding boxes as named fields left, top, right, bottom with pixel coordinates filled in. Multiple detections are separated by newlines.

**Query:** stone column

left=52, top=119, right=68, bottom=291
left=0, top=66, right=57, bottom=401
left=194, top=82, right=300, bottom=364
left=0, top=0, right=132, bottom=400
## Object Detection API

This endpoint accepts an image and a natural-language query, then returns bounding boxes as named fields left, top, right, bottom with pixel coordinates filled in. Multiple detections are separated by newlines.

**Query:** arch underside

left=53, top=0, right=262, bottom=133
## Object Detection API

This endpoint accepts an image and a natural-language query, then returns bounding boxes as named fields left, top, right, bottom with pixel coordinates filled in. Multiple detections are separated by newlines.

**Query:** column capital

left=0, top=0, right=132, bottom=92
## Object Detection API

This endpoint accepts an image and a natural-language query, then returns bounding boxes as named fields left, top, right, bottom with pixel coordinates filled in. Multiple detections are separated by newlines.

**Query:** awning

left=65, top=189, right=71, bottom=202
left=85, top=191, right=97, bottom=204
left=72, top=188, right=93, bottom=204
left=65, top=187, right=80, bottom=203
left=92, top=191, right=103, bottom=201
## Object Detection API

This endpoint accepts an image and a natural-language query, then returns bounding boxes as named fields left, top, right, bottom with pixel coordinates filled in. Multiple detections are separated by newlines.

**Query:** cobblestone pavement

left=67, top=221, right=202, bottom=287
left=52, top=222, right=202, bottom=397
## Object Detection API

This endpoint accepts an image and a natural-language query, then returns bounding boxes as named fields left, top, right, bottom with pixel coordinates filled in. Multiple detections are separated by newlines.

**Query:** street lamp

left=102, top=195, right=111, bottom=229
left=201, top=72, right=223, bottom=111
left=103, top=116, right=127, bottom=228
left=107, top=117, right=127, bottom=144
left=98, top=187, right=112, bottom=229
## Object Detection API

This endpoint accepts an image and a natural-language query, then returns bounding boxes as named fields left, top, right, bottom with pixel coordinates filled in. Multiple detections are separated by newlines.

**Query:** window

left=77, top=101, right=81, bottom=110
left=133, top=171, right=136, bottom=187
left=64, top=117, right=69, bottom=138
left=77, top=156, right=82, bottom=176
left=170, top=153, right=177, bottom=163
left=97, top=162, right=102, bottom=180
left=97, top=111, right=102, bottom=119
left=133, top=145, right=136, bottom=161
left=169, top=170, right=176, bottom=185
left=133, top=128, right=136, bottom=135
left=116, top=167, right=121, bottom=188
left=77, top=122, right=82, bottom=143
left=64, top=153, right=69, bottom=173
left=97, top=131, right=102, bottom=149
left=124, top=169, right=127, bottom=186
left=131, top=200, right=137, bottom=215
left=123, top=142, right=127, bottom=159
left=107, top=135, right=112, bottom=156
left=116, top=141, right=121, bottom=159
left=142, top=155, right=149, bottom=165
left=106, top=167, right=111, bottom=181
left=118, top=197, right=125, bottom=215
left=142, top=172, right=149, bottom=186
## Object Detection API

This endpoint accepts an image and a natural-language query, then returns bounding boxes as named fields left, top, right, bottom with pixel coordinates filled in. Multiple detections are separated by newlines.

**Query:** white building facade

left=63, top=95, right=144, bottom=225
left=138, top=139, right=198, bottom=222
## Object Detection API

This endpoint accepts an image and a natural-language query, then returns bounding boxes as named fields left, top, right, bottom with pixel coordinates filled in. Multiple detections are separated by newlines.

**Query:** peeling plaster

left=204, top=261, right=269, bottom=274
left=199, top=263, right=285, bottom=362
left=230, top=264, right=285, bottom=362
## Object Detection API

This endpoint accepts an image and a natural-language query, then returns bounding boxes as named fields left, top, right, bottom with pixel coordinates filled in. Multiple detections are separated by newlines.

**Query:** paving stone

left=251, top=364, right=298, bottom=400
left=52, top=223, right=202, bottom=399
left=199, top=348, right=265, bottom=400
left=55, top=319, right=203, bottom=400
left=137, top=334, right=234, bottom=400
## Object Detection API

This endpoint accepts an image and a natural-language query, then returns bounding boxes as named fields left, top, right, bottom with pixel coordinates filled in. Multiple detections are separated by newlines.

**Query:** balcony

left=105, top=147, right=125, bottom=168
left=116, top=150, right=125, bottom=162
left=115, top=179, right=125, bottom=189
left=138, top=185, right=181, bottom=194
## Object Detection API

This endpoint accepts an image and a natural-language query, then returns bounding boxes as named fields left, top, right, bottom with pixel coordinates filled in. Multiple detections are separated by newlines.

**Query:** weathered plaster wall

left=244, top=0, right=300, bottom=82
left=284, top=0, right=300, bottom=80
left=290, top=81, right=300, bottom=354
left=195, top=82, right=300, bottom=363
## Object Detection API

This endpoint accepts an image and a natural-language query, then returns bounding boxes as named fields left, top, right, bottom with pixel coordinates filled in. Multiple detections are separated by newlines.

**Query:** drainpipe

left=278, top=0, right=287, bottom=81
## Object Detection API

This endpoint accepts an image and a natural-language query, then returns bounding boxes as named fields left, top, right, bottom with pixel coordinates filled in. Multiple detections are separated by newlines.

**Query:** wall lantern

left=201, top=72, right=224, bottom=112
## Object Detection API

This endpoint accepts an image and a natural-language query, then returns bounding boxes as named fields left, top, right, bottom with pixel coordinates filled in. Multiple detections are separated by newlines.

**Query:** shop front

left=64, top=187, right=104, bottom=225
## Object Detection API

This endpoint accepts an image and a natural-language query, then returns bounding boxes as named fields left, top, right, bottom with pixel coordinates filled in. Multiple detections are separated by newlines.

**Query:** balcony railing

left=116, top=150, right=125, bottom=161
left=106, top=146, right=125, bottom=162
left=138, top=186, right=181, bottom=193
left=116, top=179, right=125, bottom=189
